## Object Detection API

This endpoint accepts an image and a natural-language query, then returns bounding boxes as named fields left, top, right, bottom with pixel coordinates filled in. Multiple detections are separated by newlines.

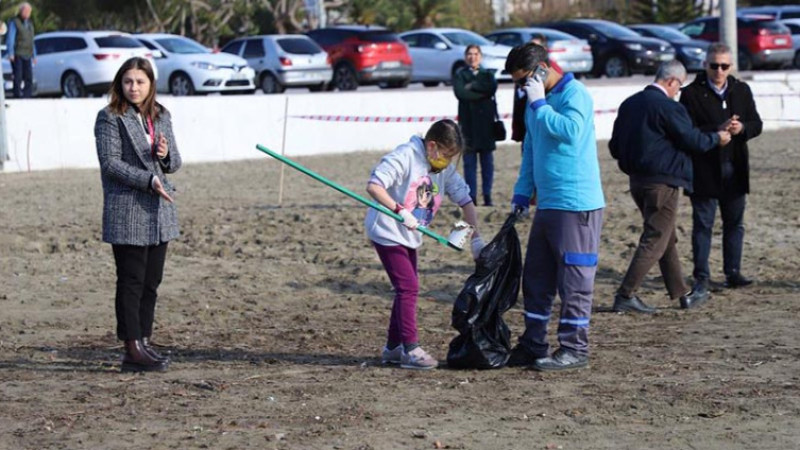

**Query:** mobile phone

left=533, top=65, right=549, bottom=82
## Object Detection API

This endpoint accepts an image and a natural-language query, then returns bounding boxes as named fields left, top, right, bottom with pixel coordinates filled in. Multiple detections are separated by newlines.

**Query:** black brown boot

left=121, top=339, right=168, bottom=373
left=142, top=337, right=170, bottom=364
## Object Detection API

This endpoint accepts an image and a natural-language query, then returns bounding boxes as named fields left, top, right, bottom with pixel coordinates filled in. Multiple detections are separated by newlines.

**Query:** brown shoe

left=121, top=340, right=167, bottom=373
left=142, top=337, right=170, bottom=364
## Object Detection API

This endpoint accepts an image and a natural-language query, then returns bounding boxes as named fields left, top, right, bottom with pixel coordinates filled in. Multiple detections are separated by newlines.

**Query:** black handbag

left=492, top=96, right=506, bottom=142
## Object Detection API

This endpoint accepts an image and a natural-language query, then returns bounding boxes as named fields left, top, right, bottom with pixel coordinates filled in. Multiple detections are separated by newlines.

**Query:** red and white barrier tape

left=291, top=109, right=621, bottom=122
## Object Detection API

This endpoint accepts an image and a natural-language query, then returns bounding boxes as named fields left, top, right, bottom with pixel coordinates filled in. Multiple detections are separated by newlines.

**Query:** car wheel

left=604, top=55, right=629, bottom=78
left=422, top=81, right=439, bottom=87
left=738, top=50, right=753, bottom=71
left=333, top=64, right=358, bottom=91
left=61, top=71, right=87, bottom=98
left=260, top=72, right=284, bottom=94
left=309, top=83, right=326, bottom=92
left=795, top=51, right=800, bottom=69
left=170, top=72, right=195, bottom=96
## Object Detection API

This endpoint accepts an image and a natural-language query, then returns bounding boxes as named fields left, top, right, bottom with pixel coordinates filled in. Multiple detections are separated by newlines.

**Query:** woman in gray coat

left=95, top=57, right=181, bottom=373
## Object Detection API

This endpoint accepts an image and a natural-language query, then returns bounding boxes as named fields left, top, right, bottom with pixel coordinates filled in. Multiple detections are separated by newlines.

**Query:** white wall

left=3, top=77, right=799, bottom=173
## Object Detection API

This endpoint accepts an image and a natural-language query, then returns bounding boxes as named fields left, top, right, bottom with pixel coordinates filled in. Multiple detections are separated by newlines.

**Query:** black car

left=539, top=19, right=675, bottom=78
left=629, top=24, right=710, bottom=72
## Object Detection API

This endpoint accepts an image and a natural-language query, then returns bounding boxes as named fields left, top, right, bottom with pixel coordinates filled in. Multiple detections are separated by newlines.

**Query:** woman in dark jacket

left=453, top=45, right=498, bottom=206
left=95, top=57, right=182, bottom=373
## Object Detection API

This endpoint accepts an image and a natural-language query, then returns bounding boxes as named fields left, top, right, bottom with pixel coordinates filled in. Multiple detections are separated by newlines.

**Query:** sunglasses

left=709, top=63, right=731, bottom=71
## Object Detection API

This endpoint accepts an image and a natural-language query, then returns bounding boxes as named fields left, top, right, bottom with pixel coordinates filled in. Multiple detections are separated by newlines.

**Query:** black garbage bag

left=447, top=213, right=522, bottom=369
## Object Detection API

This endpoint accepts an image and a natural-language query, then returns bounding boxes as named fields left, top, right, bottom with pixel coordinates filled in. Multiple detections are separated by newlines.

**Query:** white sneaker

left=400, top=347, right=438, bottom=370
left=381, top=345, right=403, bottom=365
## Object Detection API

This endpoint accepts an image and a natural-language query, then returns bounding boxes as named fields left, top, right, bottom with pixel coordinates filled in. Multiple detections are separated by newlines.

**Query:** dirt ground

left=1, top=128, right=800, bottom=450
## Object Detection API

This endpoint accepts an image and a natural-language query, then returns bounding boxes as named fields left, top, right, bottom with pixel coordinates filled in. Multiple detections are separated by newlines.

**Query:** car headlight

left=625, top=43, right=643, bottom=51
left=190, top=61, right=218, bottom=71
left=680, top=46, right=706, bottom=58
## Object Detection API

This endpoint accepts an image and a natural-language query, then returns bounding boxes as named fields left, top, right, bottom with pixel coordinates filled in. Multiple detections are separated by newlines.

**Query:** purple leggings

left=373, top=242, right=419, bottom=345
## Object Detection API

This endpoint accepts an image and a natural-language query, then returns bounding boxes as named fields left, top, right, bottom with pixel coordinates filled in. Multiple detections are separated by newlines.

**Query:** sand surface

left=1, top=129, right=799, bottom=449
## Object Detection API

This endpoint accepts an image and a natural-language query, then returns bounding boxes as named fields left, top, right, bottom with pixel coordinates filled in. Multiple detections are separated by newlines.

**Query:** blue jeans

left=690, top=194, right=746, bottom=282
left=462, top=151, right=494, bottom=204
left=12, top=57, right=33, bottom=98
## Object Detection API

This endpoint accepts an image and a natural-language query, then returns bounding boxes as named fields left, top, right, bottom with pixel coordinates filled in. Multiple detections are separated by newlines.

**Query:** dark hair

left=425, top=119, right=464, bottom=155
left=505, top=42, right=549, bottom=74
left=108, top=57, right=161, bottom=119
left=531, top=33, right=548, bottom=46
left=464, top=44, right=482, bottom=56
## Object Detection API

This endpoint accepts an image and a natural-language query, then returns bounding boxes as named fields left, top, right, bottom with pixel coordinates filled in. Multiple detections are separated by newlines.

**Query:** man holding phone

left=679, top=43, right=762, bottom=294
left=504, top=43, right=605, bottom=371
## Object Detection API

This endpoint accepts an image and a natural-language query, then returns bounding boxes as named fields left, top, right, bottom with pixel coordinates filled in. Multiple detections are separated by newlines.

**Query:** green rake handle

left=256, top=144, right=462, bottom=251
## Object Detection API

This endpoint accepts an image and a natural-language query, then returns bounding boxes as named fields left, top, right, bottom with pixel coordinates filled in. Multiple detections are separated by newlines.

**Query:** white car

left=398, top=28, right=513, bottom=86
left=33, top=31, right=157, bottom=98
left=136, top=33, right=255, bottom=96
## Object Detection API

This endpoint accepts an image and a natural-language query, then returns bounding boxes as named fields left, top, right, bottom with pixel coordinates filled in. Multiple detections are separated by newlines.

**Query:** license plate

left=232, top=72, right=248, bottom=80
left=382, top=61, right=401, bottom=69
left=659, top=54, right=673, bottom=61
left=775, top=38, right=788, bottom=45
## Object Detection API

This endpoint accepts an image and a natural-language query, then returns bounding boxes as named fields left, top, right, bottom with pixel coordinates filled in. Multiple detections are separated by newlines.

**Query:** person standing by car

left=679, top=43, right=763, bottom=294
left=609, top=60, right=731, bottom=314
left=453, top=44, right=497, bottom=206
left=505, top=42, right=605, bottom=371
left=7, top=2, right=36, bottom=98
left=95, top=57, right=181, bottom=373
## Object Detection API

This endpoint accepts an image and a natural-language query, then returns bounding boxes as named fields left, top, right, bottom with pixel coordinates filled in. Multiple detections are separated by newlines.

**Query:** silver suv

left=221, top=35, right=332, bottom=94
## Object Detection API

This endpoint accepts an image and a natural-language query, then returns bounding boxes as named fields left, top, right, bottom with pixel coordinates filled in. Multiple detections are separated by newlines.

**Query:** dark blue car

left=629, top=24, right=710, bottom=72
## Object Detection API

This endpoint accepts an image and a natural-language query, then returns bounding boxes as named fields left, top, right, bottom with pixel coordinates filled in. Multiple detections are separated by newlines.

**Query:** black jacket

left=609, top=85, right=720, bottom=192
left=453, top=67, right=497, bottom=153
left=679, top=72, right=762, bottom=197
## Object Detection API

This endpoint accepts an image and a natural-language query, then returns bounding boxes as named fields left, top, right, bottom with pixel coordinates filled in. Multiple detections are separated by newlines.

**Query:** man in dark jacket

left=453, top=45, right=498, bottom=206
left=7, top=2, right=36, bottom=98
left=609, top=60, right=731, bottom=313
left=679, top=43, right=762, bottom=293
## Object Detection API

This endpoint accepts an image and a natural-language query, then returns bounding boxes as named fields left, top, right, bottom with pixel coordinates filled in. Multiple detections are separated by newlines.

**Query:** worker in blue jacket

left=504, top=42, right=605, bottom=372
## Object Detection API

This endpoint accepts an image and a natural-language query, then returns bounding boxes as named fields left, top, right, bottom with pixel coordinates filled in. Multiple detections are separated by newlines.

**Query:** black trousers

left=690, top=194, right=746, bottom=282
left=12, top=57, right=33, bottom=98
left=112, top=243, right=168, bottom=341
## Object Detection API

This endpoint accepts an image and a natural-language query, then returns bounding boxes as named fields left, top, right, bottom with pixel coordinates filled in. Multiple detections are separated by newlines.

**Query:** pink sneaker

left=401, top=347, right=438, bottom=370
left=381, top=345, right=403, bottom=365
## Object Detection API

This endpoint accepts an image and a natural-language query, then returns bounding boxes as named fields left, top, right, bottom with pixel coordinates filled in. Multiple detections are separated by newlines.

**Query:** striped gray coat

left=95, top=105, right=182, bottom=246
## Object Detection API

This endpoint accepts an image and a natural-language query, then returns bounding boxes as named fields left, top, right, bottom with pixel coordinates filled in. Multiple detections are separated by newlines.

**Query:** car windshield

left=589, top=21, right=642, bottom=39
left=356, top=31, right=399, bottom=42
left=277, top=38, right=322, bottom=54
left=639, top=26, right=691, bottom=41
left=95, top=35, right=143, bottom=48
left=155, top=37, right=209, bottom=54
left=442, top=31, right=492, bottom=46
left=538, top=29, right=580, bottom=41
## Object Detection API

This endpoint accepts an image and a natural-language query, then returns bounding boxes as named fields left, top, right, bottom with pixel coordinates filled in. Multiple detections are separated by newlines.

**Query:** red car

left=307, top=25, right=412, bottom=91
left=680, top=16, right=793, bottom=70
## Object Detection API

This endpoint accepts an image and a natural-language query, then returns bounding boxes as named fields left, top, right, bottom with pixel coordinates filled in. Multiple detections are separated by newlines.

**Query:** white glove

left=471, top=236, right=486, bottom=260
left=523, top=76, right=545, bottom=105
left=511, top=203, right=529, bottom=218
left=398, top=208, right=418, bottom=230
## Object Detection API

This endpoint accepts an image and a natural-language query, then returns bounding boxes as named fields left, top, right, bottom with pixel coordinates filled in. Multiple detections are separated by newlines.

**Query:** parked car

left=484, top=27, right=593, bottom=75
left=628, top=24, right=709, bottom=72
left=33, top=31, right=156, bottom=98
left=739, top=5, right=800, bottom=20
left=306, top=26, right=411, bottom=91
left=679, top=16, right=793, bottom=70
left=780, top=18, right=800, bottom=68
left=539, top=19, right=675, bottom=78
left=221, top=34, right=332, bottom=94
left=398, top=28, right=512, bottom=86
left=137, top=33, right=255, bottom=96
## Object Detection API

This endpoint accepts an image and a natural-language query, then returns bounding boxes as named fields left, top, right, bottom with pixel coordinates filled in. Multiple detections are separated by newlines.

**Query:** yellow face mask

left=427, top=153, right=450, bottom=172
